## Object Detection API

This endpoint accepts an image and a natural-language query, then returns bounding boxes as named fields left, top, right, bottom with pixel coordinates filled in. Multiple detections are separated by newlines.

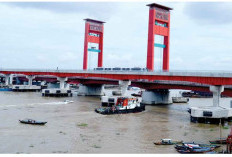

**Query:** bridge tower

left=146, top=3, right=172, bottom=71
left=83, top=19, right=105, bottom=70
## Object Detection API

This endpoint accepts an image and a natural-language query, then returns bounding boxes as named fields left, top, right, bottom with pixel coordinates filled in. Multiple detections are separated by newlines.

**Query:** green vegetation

left=77, top=123, right=88, bottom=127
left=92, top=144, right=101, bottom=148
left=210, top=128, right=214, bottom=131
left=222, top=126, right=229, bottom=129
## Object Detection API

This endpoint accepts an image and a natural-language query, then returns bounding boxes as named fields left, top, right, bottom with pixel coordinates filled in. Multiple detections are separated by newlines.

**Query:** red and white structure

left=83, top=18, right=105, bottom=70
left=146, top=3, right=172, bottom=71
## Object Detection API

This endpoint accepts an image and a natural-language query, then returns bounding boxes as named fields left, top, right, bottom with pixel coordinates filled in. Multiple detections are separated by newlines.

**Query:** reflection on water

left=0, top=90, right=231, bottom=153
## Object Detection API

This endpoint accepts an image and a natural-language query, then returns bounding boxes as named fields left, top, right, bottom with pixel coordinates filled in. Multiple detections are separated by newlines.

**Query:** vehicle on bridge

left=93, top=67, right=148, bottom=72
left=95, top=97, right=145, bottom=115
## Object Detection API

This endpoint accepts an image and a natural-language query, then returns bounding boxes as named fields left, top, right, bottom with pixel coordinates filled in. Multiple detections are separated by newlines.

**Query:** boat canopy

left=162, top=139, right=172, bottom=142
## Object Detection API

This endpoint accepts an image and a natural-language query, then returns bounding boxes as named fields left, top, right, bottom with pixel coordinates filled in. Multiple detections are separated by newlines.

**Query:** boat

left=95, top=97, right=145, bottom=115
left=177, top=147, right=213, bottom=154
left=175, top=142, right=218, bottom=154
left=209, top=138, right=227, bottom=144
left=131, top=91, right=142, bottom=97
left=172, top=97, right=189, bottom=103
left=19, top=119, right=47, bottom=125
left=0, top=87, right=12, bottom=91
left=154, top=139, right=182, bottom=145
left=112, top=90, right=122, bottom=96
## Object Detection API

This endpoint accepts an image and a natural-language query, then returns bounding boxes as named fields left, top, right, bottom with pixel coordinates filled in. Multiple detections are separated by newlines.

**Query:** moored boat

left=19, top=119, right=47, bottom=125
left=0, top=87, right=12, bottom=91
left=95, top=97, right=145, bottom=115
left=154, top=139, right=182, bottom=145
left=209, top=138, right=227, bottom=144
left=175, top=142, right=218, bottom=154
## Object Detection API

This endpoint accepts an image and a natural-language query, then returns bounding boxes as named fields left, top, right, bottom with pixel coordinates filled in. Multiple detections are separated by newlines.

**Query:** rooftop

left=147, top=3, right=173, bottom=11
left=84, top=18, right=105, bottom=24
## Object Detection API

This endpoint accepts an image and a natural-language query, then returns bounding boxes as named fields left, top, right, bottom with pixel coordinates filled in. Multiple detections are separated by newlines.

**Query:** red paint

left=5, top=71, right=232, bottom=96
left=2, top=70, right=232, bottom=86
left=83, top=19, right=105, bottom=70
left=147, top=3, right=172, bottom=71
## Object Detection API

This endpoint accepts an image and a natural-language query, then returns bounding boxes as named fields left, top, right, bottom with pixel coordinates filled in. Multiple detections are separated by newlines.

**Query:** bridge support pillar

left=142, top=89, right=172, bottom=105
left=4, top=74, right=13, bottom=86
left=119, top=80, right=131, bottom=96
left=26, top=75, right=35, bottom=86
left=78, top=84, right=104, bottom=96
left=210, top=85, right=224, bottom=107
left=0, top=77, right=4, bottom=83
left=57, top=77, right=68, bottom=89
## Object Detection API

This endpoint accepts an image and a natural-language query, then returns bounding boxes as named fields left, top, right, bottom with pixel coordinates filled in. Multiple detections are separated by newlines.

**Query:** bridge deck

left=1, top=69, right=232, bottom=85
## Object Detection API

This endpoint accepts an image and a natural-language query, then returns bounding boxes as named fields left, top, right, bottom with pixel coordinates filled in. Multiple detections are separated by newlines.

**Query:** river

left=0, top=89, right=231, bottom=153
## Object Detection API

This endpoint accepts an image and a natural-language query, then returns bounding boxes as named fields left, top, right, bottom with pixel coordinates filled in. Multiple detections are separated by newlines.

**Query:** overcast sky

left=0, top=2, right=232, bottom=71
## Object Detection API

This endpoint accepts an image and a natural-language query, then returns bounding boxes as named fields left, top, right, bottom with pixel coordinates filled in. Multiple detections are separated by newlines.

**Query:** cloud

left=3, top=2, right=120, bottom=20
left=184, top=2, right=232, bottom=25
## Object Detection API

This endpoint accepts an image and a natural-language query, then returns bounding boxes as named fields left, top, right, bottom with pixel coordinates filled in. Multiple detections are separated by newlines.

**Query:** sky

left=0, top=2, right=232, bottom=71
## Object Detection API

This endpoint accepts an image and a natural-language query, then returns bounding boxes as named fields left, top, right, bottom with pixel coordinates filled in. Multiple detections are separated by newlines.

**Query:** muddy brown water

left=0, top=90, right=231, bottom=153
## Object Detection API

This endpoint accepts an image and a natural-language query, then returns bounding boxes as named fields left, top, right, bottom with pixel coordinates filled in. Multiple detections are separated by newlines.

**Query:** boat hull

left=19, top=120, right=47, bottom=125
left=154, top=141, right=182, bottom=145
left=0, top=88, right=12, bottom=91
left=95, top=105, right=145, bottom=115
left=209, top=140, right=227, bottom=144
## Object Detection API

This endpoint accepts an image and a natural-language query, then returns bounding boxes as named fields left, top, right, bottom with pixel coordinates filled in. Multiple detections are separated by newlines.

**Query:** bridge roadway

left=1, top=69, right=232, bottom=85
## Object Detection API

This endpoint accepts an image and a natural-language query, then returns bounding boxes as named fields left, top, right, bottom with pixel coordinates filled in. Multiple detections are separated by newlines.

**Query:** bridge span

left=1, top=68, right=232, bottom=103
left=1, top=69, right=232, bottom=85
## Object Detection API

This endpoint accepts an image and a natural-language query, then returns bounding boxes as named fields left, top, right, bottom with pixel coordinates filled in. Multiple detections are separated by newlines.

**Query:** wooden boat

left=209, top=138, right=227, bottom=144
left=177, top=147, right=213, bottom=154
left=19, top=119, right=47, bottom=125
left=175, top=142, right=218, bottom=154
left=154, top=139, right=182, bottom=145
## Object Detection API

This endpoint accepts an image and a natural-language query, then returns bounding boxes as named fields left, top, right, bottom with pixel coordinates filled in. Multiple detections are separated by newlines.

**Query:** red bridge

left=0, top=3, right=231, bottom=109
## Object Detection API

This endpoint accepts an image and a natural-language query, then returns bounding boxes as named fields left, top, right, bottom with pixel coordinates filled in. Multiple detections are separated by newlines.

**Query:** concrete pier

left=141, top=89, right=172, bottom=105
left=77, top=84, right=104, bottom=96
left=57, top=77, right=68, bottom=89
left=42, top=88, right=72, bottom=97
left=119, top=80, right=131, bottom=96
left=26, top=75, right=36, bottom=86
left=210, top=85, right=224, bottom=107
left=42, top=77, right=72, bottom=97
left=11, top=75, right=42, bottom=92
left=12, top=85, right=41, bottom=92
left=4, top=74, right=13, bottom=86
left=189, top=85, right=232, bottom=124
